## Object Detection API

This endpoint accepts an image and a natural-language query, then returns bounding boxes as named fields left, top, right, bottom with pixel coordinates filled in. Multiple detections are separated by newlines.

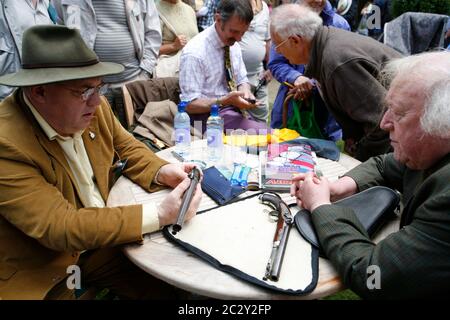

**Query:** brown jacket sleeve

left=0, top=95, right=167, bottom=252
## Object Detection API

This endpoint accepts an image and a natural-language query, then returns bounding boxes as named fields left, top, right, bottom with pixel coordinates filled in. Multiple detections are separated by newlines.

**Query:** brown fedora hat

left=0, top=25, right=124, bottom=86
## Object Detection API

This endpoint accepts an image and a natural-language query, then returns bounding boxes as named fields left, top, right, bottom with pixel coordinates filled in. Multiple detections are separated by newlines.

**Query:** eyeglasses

left=60, top=83, right=109, bottom=101
left=274, top=37, right=290, bottom=51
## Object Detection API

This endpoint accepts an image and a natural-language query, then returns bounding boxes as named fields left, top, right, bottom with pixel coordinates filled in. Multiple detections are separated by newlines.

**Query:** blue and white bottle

left=174, top=101, right=191, bottom=158
left=206, top=104, right=224, bottom=163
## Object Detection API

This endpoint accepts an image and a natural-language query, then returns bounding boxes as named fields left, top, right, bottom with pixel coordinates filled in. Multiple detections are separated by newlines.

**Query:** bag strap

left=282, top=94, right=313, bottom=128
left=282, top=93, right=294, bottom=128
left=158, top=10, right=178, bottom=37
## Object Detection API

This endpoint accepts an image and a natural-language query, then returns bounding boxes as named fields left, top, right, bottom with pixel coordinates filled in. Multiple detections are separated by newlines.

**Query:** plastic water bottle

left=174, top=101, right=191, bottom=158
left=206, top=104, right=224, bottom=163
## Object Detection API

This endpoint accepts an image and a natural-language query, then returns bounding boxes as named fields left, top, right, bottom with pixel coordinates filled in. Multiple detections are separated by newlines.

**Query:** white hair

left=270, top=4, right=323, bottom=41
left=422, top=79, right=450, bottom=138
left=381, top=51, right=450, bottom=139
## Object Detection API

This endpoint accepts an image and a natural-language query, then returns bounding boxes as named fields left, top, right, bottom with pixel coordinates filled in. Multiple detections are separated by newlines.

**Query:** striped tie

left=224, top=45, right=249, bottom=118
left=224, top=46, right=236, bottom=91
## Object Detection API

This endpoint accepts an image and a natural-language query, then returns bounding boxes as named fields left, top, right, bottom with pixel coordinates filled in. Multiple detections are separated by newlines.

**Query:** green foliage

left=322, top=289, right=361, bottom=300
left=391, top=0, right=450, bottom=18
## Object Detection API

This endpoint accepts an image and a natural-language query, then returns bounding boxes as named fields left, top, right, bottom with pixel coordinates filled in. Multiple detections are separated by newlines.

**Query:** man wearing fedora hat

left=0, top=25, right=202, bottom=300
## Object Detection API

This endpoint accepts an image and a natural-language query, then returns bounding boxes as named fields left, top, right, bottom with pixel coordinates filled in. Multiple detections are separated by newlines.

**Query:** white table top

left=107, top=140, right=400, bottom=299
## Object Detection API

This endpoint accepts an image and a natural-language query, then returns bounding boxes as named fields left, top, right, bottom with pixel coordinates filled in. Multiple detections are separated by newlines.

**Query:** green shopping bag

left=286, top=97, right=324, bottom=139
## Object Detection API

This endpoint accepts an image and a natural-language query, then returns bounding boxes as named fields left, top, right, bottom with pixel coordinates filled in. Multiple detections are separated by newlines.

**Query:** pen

left=283, top=81, right=295, bottom=89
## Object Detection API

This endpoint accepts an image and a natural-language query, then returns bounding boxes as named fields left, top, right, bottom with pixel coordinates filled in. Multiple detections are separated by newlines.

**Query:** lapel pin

left=89, top=131, right=96, bottom=140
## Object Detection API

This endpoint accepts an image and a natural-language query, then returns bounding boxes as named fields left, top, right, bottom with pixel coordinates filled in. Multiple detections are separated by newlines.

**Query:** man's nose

left=380, top=111, right=392, bottom=131
left=87, top=91, right=102, bottom=107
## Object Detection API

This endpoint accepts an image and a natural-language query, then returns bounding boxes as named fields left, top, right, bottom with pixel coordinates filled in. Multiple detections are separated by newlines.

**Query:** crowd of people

left=0, top=0, right=449, bottom=300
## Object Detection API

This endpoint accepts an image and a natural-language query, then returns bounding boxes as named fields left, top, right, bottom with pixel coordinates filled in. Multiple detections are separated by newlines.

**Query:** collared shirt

left=179, top=23, right=248, bottom=102
left=23, top=93, right=160, bottom=234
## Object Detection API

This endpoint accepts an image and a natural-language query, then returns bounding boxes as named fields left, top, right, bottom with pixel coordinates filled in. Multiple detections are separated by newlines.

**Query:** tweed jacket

left=305, top=26, right=402, bottom=161
left=312, top=153, right=450, bottom=299
left=0, top=90, right=168, bottom=300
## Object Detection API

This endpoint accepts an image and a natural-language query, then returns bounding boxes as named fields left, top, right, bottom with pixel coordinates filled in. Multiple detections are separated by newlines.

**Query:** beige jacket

left=0, top=90, right=168, bottom=299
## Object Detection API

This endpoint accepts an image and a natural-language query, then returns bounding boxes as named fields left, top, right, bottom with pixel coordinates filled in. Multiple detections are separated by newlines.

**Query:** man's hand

left=290, top=76, right=314, bottom=100
left=290, top=172, right=331, bottom=211
left=220, top=91, right=259, bottom=110
left=173, top=35, right=188, bottom=51
left=157, top=178, right=203, bottom=227
left=328, top=176, right=358, bottom=201
left=238, top=82, right=256, bottom=102
left=291, top=173, right=358, bottom=208
left=260, top=69, right=273, bottom=83
left=155, top=163, right=200, bottom=188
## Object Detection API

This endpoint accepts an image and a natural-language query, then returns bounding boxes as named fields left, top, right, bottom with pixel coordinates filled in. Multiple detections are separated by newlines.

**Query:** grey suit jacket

left=312, top=153, right=450, bottom=299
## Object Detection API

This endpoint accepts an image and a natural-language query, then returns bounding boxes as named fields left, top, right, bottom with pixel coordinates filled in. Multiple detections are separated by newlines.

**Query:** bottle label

left=207, top=128, right=222, bottom=148
left=175, top=128, right=191, bottom=145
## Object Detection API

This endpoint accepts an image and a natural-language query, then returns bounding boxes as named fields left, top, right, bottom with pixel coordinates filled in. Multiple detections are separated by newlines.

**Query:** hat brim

left=0, top=62, right=124, bottom=87
left=337, top=0, right=352, bottom=16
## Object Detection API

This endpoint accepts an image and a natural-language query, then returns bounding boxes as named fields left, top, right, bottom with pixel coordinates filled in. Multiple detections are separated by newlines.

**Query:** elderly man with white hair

left=267, top=0, right=349, bottom=140
left=270, top=4, right=402, bottom=161
left=291, top=51, right=450, bottom=299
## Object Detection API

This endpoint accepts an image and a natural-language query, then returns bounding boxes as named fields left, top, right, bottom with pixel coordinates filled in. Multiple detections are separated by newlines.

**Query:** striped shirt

left=92, top=0, right=141, bottom=83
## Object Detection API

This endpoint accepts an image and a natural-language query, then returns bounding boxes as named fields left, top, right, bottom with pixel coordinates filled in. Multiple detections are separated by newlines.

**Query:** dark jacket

left=305, top=26, right=402, bottom=161
left=268, top=1, right=350, bottom=131
left=312, top=153, right=450, bottom=299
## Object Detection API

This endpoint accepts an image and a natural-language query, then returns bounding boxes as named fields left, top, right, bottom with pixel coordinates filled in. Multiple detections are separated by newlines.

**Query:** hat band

left=22, top=58, right=99, bottom=69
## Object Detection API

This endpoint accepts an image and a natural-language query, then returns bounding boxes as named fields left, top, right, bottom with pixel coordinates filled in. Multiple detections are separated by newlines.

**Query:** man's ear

left=28, top=85, right=47, bottom=103
left=214, top=12, right=220, bottom=23
left=290, top=34, right=303, bottom=46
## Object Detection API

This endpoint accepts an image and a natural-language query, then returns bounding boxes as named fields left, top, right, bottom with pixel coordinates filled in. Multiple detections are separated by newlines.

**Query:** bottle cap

left=210, top=104, right=219, bottom=116
left=178, top=101, right=187, bottom=113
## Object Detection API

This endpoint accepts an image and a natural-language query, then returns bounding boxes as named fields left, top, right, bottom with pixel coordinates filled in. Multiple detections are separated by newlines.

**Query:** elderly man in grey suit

left=291, top=51, right=450, bottom=299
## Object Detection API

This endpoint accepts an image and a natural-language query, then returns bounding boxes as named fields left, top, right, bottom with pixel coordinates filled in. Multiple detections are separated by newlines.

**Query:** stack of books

left=257, top=142, right=318, bottom=191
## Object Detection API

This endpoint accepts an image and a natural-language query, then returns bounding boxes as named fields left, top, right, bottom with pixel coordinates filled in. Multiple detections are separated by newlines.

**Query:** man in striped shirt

left=53, top=0, right=162, bottom=126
